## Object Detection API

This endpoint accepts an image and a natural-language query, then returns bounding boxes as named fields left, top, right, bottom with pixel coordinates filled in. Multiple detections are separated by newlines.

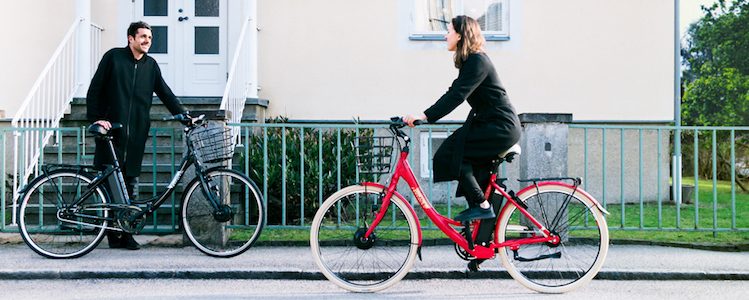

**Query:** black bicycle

left=18, top=112, right=264, bottom=258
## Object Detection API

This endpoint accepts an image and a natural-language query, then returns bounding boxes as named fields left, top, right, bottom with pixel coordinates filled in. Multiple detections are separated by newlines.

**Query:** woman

left=405, top=15, right=521, bottom=223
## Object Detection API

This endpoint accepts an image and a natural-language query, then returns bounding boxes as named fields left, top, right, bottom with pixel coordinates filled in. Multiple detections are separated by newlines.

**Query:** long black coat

left=424, top=52, right=521, bottom=183
left=86, top=47, right=185, bottom=177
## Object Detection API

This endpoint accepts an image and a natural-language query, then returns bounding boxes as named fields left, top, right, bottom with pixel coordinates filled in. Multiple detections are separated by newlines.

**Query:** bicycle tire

left=18, top=170, right=108, bottom=259
left=496, top=183, right=609, bottom=293
left=181, top=168, right=265, bottom=257
left=310, top=185, right=419, bottom=293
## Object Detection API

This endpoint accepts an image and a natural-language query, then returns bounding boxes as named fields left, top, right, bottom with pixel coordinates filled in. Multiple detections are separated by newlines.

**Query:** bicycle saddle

left=498, top=144, right=521, bottom=162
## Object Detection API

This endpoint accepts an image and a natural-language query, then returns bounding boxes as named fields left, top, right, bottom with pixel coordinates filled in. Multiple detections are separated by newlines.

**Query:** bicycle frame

left=55, top=124, right=225, bottom=228
left=362, top=133, right=562, bottom=260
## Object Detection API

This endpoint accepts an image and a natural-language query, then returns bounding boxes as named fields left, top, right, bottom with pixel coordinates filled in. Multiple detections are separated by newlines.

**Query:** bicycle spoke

left=311, top=186, right=418, bottom=291
left=500, top=188, right=608, bottom=293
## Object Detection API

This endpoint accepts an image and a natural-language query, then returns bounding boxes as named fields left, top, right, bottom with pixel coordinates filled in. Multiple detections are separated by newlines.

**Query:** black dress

left=424, top=52, right=521, bottom=184
left=86, top=47, right=186, bottom=177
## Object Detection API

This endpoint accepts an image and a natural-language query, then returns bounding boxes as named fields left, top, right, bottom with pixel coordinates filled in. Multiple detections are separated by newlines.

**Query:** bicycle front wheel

left=310, top=185, right=419, bottom=293
left=497, top=184, right=609, bottom=293
left=18, top=170, right=108, bottom=259
left=182, top=169, right=264, bottom=257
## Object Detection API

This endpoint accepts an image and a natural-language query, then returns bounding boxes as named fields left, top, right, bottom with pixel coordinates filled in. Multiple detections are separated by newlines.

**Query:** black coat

left=86, top=47, right=185, bottom=177
left=424, top=52, right=521, bottom=183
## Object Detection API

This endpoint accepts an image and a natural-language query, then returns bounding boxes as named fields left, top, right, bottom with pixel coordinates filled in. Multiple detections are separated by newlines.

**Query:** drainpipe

left=248, top=0, right=259, bottom=99
left=673, top=0, right=682, bottom=205
left=76, top=0, right=91, bottom=97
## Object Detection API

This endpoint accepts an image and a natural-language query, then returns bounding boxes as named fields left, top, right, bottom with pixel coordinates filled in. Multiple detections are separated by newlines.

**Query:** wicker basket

left=189, top=125, right=234, bottom=164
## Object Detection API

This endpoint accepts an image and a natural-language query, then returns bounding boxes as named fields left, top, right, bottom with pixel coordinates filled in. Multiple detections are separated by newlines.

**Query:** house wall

left=257, top=0, right=675, bottom=122
left=1, top=0, right=675, bottom=123
left=0, top=0, right=75, bottom=119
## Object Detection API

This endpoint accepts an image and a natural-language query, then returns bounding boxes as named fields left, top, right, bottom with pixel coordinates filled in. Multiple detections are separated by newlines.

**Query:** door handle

left=178, top=16, right=189, bottom=22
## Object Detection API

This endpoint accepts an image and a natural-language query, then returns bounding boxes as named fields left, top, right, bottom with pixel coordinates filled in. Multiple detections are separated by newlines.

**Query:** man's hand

left=94, top=120, right=112, bottom=130
left=403, top=114, right=427, bottom=127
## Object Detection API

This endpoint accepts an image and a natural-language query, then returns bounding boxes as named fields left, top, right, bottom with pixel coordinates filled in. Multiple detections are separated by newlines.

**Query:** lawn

left=256, top=177, right=749, bottom=246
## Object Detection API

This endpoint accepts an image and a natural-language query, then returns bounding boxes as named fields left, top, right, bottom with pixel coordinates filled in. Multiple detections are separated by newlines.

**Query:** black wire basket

left=189, top=124, right=234, bottom=164
left=355, top=136, right=396, bottom=177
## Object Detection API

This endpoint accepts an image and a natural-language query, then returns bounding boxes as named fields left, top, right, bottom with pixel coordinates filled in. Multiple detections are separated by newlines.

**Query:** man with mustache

left=86, top=21, right=186, bottom=250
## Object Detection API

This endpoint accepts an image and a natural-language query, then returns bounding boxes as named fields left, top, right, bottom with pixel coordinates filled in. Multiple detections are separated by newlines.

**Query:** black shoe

left=454, top=206, right=495, bottom=222
left=108, top=232, right=140, bottom=250
left=122, top=233, right=141, bottom=250
left=467, top=259, right=486, bottom=272
left=107, top=231, right=125, bottom=248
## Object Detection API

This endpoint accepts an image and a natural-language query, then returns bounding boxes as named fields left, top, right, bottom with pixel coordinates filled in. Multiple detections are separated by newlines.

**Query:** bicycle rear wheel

left=18, top=170, right=108, bottom=259
left=497, top=184, right=609, bottom=293
left=310, top=185, right=419, bottom=292
left=182, top=169, right=264, bottom=257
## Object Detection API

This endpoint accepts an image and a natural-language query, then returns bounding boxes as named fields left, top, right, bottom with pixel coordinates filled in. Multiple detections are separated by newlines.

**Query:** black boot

left=107, top=231, right=140, bottom=250
left=468, top=259, right=486, bottom=272
left=107, top=231, right=125, bottom=248
left=121, top=232, right=140, bottom=250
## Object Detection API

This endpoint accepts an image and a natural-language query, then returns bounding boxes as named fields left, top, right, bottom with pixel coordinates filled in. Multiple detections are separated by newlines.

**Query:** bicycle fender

left=516, top=182, right=610, bottom=215
left=361, top=182, right=423, bottom=246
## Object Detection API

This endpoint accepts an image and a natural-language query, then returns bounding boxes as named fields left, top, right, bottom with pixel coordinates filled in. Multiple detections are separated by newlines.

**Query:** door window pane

left=144, top=0, right=168, bottom=16
left=150, top=26, right=168, bottom=54
left=194, top=27, right=219, bottom=54
left=195, top=0, right=219, bottom=17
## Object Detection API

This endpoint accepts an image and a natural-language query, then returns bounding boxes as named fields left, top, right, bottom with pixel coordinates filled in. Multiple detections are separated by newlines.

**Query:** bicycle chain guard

left=116, top=206, right=146, bottom=234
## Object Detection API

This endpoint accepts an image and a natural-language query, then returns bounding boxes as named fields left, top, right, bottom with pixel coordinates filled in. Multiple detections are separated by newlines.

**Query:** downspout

left=673, top=0, right=683, bottom=205
left=248, top=0, right=258, bottom=99
left=76, top=0, right=91, bottom=97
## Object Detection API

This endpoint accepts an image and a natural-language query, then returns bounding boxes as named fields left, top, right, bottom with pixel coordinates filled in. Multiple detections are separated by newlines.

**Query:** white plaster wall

left=257, top=0, right=675, bottom=122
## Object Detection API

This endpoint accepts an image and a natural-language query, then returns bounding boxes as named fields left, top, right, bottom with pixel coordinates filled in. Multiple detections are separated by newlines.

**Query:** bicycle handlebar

left=389, top=116, right=425, bottom=128
left=162, top=112, right=206, bottom=127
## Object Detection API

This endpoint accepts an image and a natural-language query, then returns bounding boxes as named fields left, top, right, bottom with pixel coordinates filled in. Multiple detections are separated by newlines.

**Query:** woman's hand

left=403, top=114, right=427, bottom=127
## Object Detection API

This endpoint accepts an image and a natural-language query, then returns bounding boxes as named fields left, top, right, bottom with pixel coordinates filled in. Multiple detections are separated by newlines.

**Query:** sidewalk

left=1, top=234, right=748, bottom=281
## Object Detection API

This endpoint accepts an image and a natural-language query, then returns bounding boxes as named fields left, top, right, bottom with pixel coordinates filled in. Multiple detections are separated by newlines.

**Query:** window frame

left=409, top=0, right=510, bottom=41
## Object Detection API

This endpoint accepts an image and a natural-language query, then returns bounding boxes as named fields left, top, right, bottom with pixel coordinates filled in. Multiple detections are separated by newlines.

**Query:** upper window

left=411, top=0, right=510, bottom=41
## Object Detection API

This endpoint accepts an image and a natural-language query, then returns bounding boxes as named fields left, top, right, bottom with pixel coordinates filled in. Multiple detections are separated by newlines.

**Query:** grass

left=253, top=177, right=749, bottom=246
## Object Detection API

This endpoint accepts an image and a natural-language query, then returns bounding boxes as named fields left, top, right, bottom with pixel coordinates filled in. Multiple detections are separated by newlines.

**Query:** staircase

left=42, top=97, right=267, bottom=232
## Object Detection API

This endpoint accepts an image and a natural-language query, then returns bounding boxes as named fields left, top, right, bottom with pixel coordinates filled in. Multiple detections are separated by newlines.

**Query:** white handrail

left=221, top=16, right=253, bottom=139
left=9, top=19, right=103, bottom=225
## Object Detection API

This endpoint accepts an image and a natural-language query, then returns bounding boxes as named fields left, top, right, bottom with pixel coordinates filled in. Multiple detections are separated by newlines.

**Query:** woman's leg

left=454, top=161, right=495, bottom=222
left=458, top=162, right=488, bottom=207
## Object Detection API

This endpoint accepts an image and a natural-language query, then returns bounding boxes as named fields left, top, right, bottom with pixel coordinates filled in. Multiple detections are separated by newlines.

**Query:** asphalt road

left=1, top=279, right=747, bottom=299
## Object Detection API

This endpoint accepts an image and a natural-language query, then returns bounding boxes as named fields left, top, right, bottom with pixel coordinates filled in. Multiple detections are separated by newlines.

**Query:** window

left=411, top=0, right=510, bottom=41
left=420, top=131, right=450, bottom=178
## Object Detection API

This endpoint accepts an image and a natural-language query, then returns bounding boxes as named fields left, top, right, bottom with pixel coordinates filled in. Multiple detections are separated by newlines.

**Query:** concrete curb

left=1, top=270, right=748, bottom=281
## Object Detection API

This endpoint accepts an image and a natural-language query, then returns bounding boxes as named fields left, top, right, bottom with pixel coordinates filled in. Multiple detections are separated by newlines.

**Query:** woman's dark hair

left=451, top=15, right=485, bottom=68
left=127, top=21, right=152, bottom=37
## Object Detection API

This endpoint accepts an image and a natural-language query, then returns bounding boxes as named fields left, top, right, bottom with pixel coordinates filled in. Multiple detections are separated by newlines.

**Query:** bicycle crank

left=116, top=206, right=146, bottom=234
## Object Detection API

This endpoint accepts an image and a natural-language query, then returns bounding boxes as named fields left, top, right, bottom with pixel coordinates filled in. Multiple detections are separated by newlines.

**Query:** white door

left=135, top=0, right=227, bottom=96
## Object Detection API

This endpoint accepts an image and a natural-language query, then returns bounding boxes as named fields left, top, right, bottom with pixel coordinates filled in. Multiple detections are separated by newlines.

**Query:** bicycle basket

left=355, top=136, right=395, bottom=176
left=189, top=124, right=234, bottom=164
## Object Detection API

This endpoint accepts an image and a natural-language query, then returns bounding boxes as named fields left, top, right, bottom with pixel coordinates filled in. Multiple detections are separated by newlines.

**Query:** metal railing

left=2, top=123, right=747, bottom=235
left=220, top=16, right=254, bottom=140
left=9, top=19, right=103, bottom=224
left=570, top=124, right=749, bottom=234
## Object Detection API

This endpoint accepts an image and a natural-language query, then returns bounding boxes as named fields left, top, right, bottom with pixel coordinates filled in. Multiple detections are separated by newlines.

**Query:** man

left=86, top=21, right=186, bottom=250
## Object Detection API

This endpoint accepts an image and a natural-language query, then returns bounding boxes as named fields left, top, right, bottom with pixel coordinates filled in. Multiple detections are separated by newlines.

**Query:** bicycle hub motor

left=212, top=204, right=235, bottom=222
left=353, top=228, right=376, bottom=250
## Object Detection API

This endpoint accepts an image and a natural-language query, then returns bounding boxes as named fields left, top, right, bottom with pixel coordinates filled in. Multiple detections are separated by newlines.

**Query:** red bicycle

left=310, top=118, right=609, bottom=293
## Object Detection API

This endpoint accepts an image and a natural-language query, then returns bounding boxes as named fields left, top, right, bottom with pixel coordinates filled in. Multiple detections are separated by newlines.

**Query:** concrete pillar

left=75, top=0, right=91, bottom=97
left=518, top=113, right=572, bottom=240
left=518, top=113, right=572, bottom=181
